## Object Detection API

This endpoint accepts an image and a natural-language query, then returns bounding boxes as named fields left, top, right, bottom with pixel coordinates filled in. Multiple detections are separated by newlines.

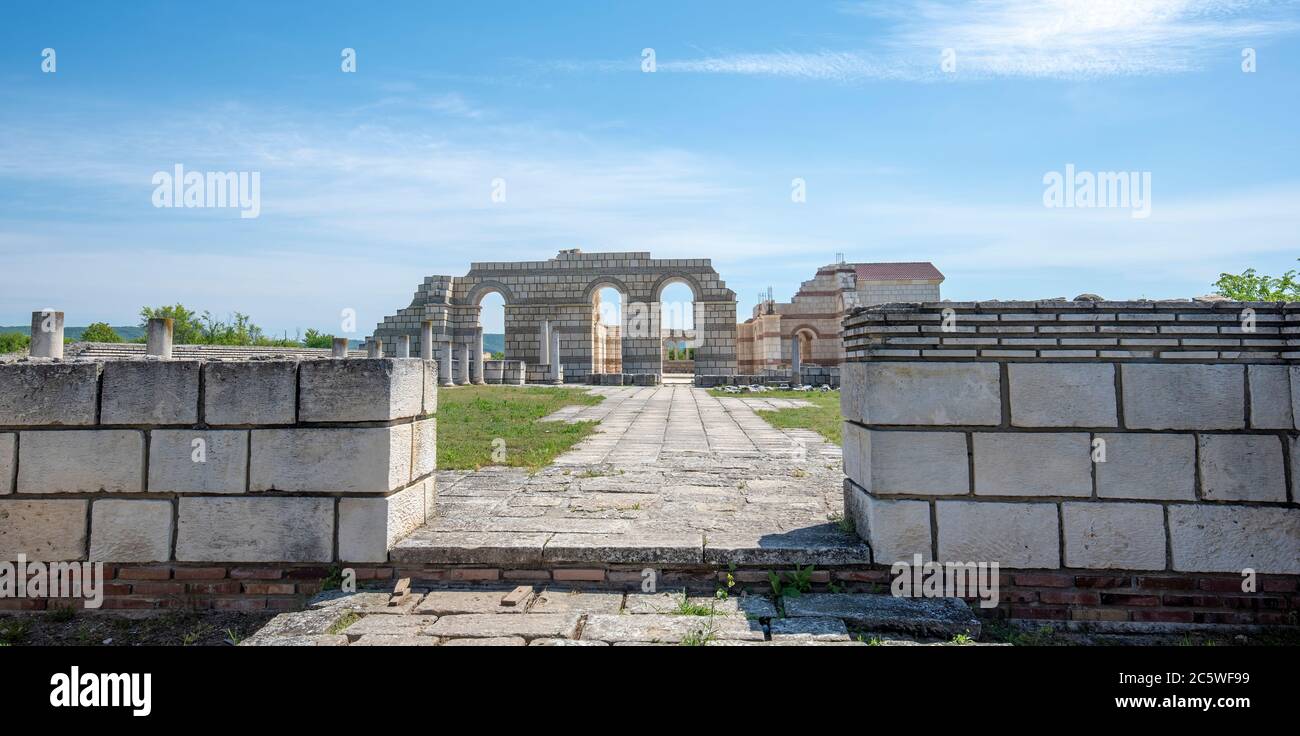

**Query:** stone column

left=549, top=328, right=563, bottom=384
left=29, top=310, right=64, bottom=359
left=539, top=319, right=550, bottom=365
left=420, top=321, right=433, bottom=360
left=790, top=334, right=801, bottom=384
left=397, top=335, right=411, bottom=358
left=367, top=338, right=383, bottom=358
left=473, top=328, right=486, bottom=384
left=459, top=345, right=471, bottom=385
left=440, top=340, right=454, bottom=387
left=146, top=318, right=174, bottom=358
left=331, top=337, right=349, bottom=358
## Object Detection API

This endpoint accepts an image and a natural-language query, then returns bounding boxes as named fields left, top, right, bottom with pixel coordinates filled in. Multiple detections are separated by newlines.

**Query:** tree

left=80, top=322, right=124, bottom=343
left=1214, top=261, right=1300, bottom=301
left=139, top=304, right=205, bottom=343
left=302, top=329, right=334, bottom=348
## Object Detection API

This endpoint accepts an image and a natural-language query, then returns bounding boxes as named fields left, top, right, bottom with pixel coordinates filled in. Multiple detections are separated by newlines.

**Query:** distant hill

left=0, top=325, right=146, bottom=341
left=485, top=333, right=504, bottom=353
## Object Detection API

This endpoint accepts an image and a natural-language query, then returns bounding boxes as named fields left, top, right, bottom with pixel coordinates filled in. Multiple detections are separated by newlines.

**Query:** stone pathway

left=393, top=385, right=865, bottom=566
left=242, top=588, right=989, bottom=647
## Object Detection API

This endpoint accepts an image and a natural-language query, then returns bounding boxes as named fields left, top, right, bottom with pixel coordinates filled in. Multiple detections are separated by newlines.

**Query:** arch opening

left=591, top=285, right=624, bottom=375
left=659, top=279, right=696, bottom=377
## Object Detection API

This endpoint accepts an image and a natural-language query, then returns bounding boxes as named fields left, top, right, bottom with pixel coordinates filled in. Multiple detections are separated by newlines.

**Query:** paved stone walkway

left=393, top=386, right=866, bottom=566
left=242, top=588, right=987, bottom=646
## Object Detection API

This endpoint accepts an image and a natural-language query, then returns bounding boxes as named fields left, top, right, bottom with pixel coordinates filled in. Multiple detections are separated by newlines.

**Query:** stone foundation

left=0, top=357, right=438, bottom=573
left=839, top=300, right=1299, bottom=623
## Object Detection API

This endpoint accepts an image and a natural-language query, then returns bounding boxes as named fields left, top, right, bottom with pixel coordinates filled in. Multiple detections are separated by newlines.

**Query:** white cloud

left=661, top=0, right=1299, bottom=80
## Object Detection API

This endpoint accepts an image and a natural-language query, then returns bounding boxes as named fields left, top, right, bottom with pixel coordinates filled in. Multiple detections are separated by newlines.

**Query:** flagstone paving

left=393, top=385, right=864, bottom=566
left=242, top=588, right=990, bottom=647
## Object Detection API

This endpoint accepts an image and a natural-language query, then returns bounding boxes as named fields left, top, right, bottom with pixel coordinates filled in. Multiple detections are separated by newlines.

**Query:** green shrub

left=301, top=329, right=334, bottom=349
left=0, top=332, right=30, bottom=353
left=79, top=322, right=124, bottom=343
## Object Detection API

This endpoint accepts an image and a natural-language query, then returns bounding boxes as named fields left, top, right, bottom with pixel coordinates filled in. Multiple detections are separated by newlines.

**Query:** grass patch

left=710, top=389, right=841, bottom=445
left=327, top=612, right=361, bottom=635
left=437, top=385, right=605, bottom=470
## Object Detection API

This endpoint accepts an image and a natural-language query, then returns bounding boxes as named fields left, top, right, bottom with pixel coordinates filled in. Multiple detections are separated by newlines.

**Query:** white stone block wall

left=0, top=357, right=437, bottom=565
left=841, top=300, right=1300, bottom=575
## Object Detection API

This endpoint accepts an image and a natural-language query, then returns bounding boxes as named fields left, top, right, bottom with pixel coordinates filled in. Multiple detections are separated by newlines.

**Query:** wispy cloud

left=657, top=0, right=1299, bottom=81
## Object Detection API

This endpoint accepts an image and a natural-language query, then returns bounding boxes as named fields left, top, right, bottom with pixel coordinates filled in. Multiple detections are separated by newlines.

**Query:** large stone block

left=148, top=429, right=248, bottom=493
left=0, top=499, right=87, bottom=561
left=1121, top=364, right=1244, bottom=429
left=0, top=433, right=13, bottom=494
left=1292, top=366, right=1300, bottom=431
left=864, top=430, right=968, bottom=495
left=338, top=482, right=427, bottom=563
left=1197, top=434, right=1286, bottom=502
left=203, top=361, right=297, bottom=426
left=843, top=361, right=1000, bottom=426
left=973, top=433, right=1091, bottom=496
left=250, top=425, right=411, bottom=493
left=412, top=418, right=436, bottom=480
left=175, top=497, right=334, bottom=562
left=1170, top=505, right=1299, bottom=574
left=422, top=359, right=438, bottom=415
left=936, top=501, right=1060, bottom=568
left=100, top=360, right=200, bottom=425
left=17, top=430, right=144, bottom=493
left=1248, top=365, right=1292, bottom=429
left=1062, top=502, right=1166, bottom=570
left=1008, top=363, right=1117, bottom=427
left=298, top=358, right=423, bottom=422
left=1095, top=433, right=1195, bottom=500
left=842, top=422, right=868, bottom=490
left=89, top=499, right=173, bottom=562
left=844, top=481, right=930, bottom=564
left=0, top=362, right=99, bottom=426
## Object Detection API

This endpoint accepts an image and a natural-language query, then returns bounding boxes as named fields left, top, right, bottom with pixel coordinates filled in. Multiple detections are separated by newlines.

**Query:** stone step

left=782, top=593, right=982, bottom=639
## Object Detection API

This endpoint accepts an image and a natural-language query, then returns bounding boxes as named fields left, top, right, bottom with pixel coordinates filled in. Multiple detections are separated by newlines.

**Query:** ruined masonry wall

left=0, top=358, right=437, bottom=569
left=840, top=300, right=1299, bottom=583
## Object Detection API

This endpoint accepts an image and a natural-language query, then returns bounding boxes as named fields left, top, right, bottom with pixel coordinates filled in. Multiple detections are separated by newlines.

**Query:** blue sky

left=1, top=0, right=1298, bottom=335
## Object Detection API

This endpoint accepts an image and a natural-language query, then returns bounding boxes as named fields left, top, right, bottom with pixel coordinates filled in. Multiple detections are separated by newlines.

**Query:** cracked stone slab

left=241, top=609, right=347, bottom=643
left=782, top=594, right=981, bottom=639
left=543, top=532, right=704, bottom=564
left=308, top=590, right=394, bottom=610
left=391, top=530, right=551, bottom=564
left=527, top=588, right=625, bottom=615
left=350, top=634, right=442, bottom=646
left=703, top=528, right=871, bottom=566
left=770, top=616, right=850, bottom=642
left=339, top=614, right=438, bottom=639
left=239, top=634, right=350, bottom=647
left=621, top=593, right=773, bottom=618
left=442, top=637, right=528, bottom=646
left=530, top=638, right=610, bottom=646
left=415, top=588, right=536, bottom=615
left=425, top=613, right=581, bottom=640
left=580, top=614, right=765, bottom=643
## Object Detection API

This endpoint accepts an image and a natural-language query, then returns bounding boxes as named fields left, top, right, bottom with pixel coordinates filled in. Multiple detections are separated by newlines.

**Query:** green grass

left=710, top=389, right=842, bottom=445
left=437, top=385, right=606, bottom=470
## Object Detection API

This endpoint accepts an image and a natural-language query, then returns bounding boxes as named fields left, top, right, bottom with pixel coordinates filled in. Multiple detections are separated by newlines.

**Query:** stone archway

left=370, top=250, right=737, bottom=382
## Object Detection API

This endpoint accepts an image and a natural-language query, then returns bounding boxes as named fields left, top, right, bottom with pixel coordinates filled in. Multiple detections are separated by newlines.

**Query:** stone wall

left=0, top=357, right=437, bottom=573
left=840, top=300, right=1299, bottom=622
